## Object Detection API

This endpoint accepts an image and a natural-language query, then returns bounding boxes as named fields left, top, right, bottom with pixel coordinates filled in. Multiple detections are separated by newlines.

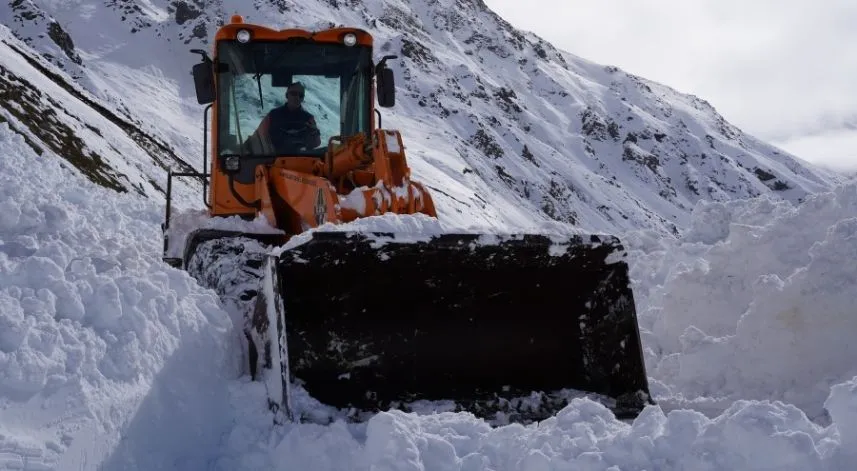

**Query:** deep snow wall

left=627, top=181, right=857, bottom=422
left=0, top=122, right=239, bottom=470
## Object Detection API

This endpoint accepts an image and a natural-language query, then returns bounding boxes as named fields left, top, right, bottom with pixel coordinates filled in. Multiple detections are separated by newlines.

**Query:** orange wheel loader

left=161, top=15, right=652, bottom=425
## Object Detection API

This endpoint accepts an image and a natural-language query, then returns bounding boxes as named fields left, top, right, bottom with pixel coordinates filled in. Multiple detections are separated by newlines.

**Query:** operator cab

left=185, top=19, right=396, bottom=213
left=189, top=21, right=396, bottom=186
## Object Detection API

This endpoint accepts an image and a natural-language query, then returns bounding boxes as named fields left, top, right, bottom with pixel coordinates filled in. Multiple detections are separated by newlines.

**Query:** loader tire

left=183, top=230, right=283, bottom=378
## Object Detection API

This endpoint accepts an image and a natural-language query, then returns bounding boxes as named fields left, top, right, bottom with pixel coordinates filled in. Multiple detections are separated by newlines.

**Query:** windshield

left=216, top=40, right=372, bottom=158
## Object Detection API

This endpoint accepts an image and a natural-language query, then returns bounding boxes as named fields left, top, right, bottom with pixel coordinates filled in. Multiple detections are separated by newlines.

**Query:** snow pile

left=164, top=208, right=285, bottom=259
left=0, top=123, right=238, bottom=470
left=269, top=209, right=594, bottom=255
left=215, top=392, right=854, bottom=471
left=629, top=182, right=857, bottom=420
left=826, top=377, right=857, bottom=457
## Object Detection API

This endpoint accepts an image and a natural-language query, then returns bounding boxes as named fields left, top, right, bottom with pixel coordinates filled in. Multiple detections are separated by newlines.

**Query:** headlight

left=236, top=29, right=251, bottom=43
left=224, top=156, right=241, bottom=172
left=343, top=33, right=357, bottom=47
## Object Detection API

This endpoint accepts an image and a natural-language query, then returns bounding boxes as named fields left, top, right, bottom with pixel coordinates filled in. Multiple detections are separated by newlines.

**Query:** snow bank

left=826, top=377, right=857, bottom=457
left=216, top=391, right=852, bottom=471
left=0, top=123, right=238, bottom=470
left=164, top=208, right=285, bottom=259
left=628, top=182, right=857, bottom=420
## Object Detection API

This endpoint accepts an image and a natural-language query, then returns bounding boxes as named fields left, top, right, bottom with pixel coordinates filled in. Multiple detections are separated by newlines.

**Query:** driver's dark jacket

left=253, top=105, right=317, bottom=152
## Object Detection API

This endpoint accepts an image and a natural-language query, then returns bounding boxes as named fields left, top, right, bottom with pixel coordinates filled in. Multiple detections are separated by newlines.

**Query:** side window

left=217, top=74, right=235, bottom=153
left=216, top=74, right=246, bottom=153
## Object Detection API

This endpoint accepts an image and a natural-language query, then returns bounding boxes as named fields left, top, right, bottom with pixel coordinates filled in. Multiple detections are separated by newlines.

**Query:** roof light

left=236, top=29, right=251, bottom=43
left=343, top=33, right=357, bottom=47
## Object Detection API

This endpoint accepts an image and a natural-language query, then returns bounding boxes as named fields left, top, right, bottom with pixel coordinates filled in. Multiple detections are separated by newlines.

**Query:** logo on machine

left=314, top=188, right=327, bottom=225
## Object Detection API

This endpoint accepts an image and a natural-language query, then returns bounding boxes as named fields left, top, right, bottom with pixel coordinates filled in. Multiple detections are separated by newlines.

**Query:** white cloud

left=484, top=0, right=857, bottom=172
left=775, top=130, right=857, bottom=173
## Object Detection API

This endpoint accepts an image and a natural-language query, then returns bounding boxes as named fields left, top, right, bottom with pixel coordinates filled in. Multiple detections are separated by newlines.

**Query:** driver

left=245, top=82, right=321, bottom=154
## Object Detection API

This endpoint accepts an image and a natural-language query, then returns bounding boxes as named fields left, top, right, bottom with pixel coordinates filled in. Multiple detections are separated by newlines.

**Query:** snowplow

left=161, top=15, right=652, bottom=424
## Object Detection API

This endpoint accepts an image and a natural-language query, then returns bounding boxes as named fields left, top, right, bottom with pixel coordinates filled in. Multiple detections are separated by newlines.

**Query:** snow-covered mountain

left=2, top=1, right=857, bottom=470
left=0, top=0, right=842, bottom=236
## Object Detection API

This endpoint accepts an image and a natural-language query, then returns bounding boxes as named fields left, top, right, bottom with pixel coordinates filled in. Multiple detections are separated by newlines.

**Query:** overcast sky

left=483, top=0, right=857, bottom=173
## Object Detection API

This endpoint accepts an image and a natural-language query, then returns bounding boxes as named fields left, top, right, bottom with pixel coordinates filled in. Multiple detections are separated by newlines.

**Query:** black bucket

left=266, top=231, right=651, bottom=421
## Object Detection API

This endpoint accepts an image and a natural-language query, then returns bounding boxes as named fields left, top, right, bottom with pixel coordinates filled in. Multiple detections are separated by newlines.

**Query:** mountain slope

left=0, top=25, right=198, bottom=201
left=0, top=0, right=842, bottom=236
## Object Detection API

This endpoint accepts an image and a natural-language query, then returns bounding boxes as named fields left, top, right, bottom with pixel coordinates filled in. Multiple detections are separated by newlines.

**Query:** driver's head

left=286, top=82, right=305, bottom=110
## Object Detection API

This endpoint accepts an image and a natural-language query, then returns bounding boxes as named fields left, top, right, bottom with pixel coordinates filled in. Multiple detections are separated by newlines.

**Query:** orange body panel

left=256, top=167, right=341, bottom=231
left=209, top=158, right=325, bottom=215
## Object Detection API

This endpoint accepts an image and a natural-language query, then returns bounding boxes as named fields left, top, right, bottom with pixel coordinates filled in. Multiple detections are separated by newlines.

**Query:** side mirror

left=191, top=49, right=216, bottom=105
left=376, top=55, right=397, bottom=108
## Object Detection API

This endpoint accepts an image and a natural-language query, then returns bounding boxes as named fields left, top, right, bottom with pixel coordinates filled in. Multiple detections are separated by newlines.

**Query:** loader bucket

left=267, top=231, right=651, bottom=422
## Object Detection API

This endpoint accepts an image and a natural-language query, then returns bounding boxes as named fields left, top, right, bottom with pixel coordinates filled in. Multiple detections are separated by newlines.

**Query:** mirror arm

left=376, top=54, right=398, bottom=70
left=191, top=48, right=211, bottom=63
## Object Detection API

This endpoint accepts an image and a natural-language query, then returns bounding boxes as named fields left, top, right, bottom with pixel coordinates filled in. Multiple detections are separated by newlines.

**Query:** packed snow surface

left=3, top=117, right=857, bottom=469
